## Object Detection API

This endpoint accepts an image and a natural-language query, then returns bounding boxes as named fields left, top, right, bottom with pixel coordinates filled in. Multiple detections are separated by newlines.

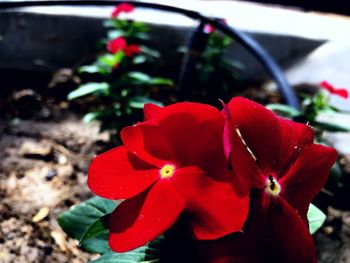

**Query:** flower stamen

left=160, top=164, right=176, bottom=179
left=265, top=175, right=281, bottom=196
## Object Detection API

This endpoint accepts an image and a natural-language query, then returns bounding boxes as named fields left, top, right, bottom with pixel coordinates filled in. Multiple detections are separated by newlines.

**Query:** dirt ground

left=0, top=88, right=349, bottom=263
left=0, top=92, right=113, bottom=262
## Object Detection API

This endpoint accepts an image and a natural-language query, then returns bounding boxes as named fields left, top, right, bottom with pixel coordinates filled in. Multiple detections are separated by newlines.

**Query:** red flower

left=88, top=102, right=249, bottom=252
left=124, top=44, right=141, bottom=56
left=107, top=37, right=127, bottom=54
left=204, top=19, right=227, bottom=34
left=210, top=97, right=337, bottom=262
left=111, top=3, right=134, bottom=18
left=107, top=37, right=141, bottom=57
left=204, top=24, right=215, bottom=34
left=320, top=81, right=349, bottom=99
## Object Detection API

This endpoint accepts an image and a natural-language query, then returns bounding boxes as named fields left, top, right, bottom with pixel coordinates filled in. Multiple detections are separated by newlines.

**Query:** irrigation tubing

left=0, top=0, right=300, bottom=109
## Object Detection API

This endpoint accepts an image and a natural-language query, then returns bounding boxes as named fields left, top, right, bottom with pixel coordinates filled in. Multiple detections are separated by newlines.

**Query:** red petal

left=125, top=102, right=227, bottom=179
left=172, top=166, right=249, bottom=239
left=228, top=97, right=313, bottom=177
left=333, top=88, right=349, bottom=99
left=156, top=103, right=225, bottom=173
left=320, top=81, right=335, bottom=93
left=222, top=101, right=265, bottom=196
left=196, top=193, right=318, bottom=263
left=280, top=143, right=337, bottom=218
left=119, top=3, right=134, bottom=13
left=143, top=103, right=162, bottom=121
left=151, top=102, right=222, bottom=125
left=108, top=181, right=185, bottom=252
left=121, top=124, right=172, bottom=167
left=107, top=37, right=127, bottom=54
left=124, top=44, right=141, bottom=56
left=88, top=146, right=159, bottom=199
left=267, top=197, right=318, bottom=263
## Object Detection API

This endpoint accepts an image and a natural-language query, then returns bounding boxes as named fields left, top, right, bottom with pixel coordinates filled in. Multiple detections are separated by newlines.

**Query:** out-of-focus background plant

left=67, top=3, right=173, bottom=134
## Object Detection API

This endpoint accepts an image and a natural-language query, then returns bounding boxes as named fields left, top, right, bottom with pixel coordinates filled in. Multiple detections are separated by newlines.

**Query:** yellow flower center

left=160, top=164, right=176, bottom=179
left=265, top=176, right=281, bottom=196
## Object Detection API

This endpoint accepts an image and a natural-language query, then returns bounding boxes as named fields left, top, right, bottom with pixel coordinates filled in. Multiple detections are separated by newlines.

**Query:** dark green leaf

left=68, top=83, right=110, bottom=100
left=80, top=215, right=110, bottom=254
left=307, top=203, right=326, bottom=234
left=90, top=236, right=165, bottom=263
left=149, top=78, right=173, bottom=86
left=57, top=196, right=118, bottom=241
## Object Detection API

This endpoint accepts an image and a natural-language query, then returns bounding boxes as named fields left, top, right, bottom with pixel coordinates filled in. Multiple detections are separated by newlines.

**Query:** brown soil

left=0, top=91, right=113, bottom=263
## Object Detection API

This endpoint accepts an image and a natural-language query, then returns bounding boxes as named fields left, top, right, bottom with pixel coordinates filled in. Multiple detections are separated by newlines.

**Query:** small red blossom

left=210, top=97, right=337, bottom=262
left=124, top=44, right=141, bottom=56
left=204, top=19, right=227, bottom=34
left=88, top=102, right=249, bottom=252
left=320, top=80, right=349, bottom=99
left=107, top=37, right=127, bottom=54
left=204, top=24, right=215, bottom=33
left=107, top=37, right=141, bottom=57
left=111, top=3, right=134, bottom=18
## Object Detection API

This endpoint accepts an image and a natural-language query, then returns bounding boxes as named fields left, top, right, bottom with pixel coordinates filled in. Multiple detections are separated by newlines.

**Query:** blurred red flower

left=206, top=97, right=337, bottom=262
left=88, top=102, right=249, bottom=252
left=107, top=37, right=127, bottom=54
left=124, top=44, right=142, bottom=56
left=204, top=19, right=227, bottom=33
left=320, top=81, right=349, bottom=99
left=107, top=37, right=141, bottom=57
left=111, top=3, right=134, bottom=18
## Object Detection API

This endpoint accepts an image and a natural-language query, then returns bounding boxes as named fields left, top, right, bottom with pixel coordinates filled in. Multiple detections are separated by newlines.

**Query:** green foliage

left=90, top=237, right=164, bottom=263
left=57, top=196, right=166, bottom=262
left=68, top=14, right=173, bottom=133
left=268, top=92, right=350, bottom=133
left=57, top=196, right=118, bottom=244
left=68, top=83, right=110, bottom=100
left=307, top=204, right=326, bottom=235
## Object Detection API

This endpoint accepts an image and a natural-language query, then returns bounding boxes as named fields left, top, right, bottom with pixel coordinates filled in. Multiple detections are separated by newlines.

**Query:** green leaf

left=83, top=111, right=105, bottom=123
left=68, top=83, right=110, bottom=100
left=126, top=72, right=173, bottom=86
left=139, top=46, right=160, bottom=58
left=79, top=65, right=102, bottom=74
left=307, top=203, right=326, bottom=234
left=266, top=103, right=300, bottom=118
left=90, top=236, right=164, bottom=263
left=149, top=78, right=173, bottom=86
left=57, top=196, right=118, bottom=241
left=133, top=55, right=147, bottom=65
left=126, top=72, right=152, bottom=84
left=107, top=30, right=125, bottom=40
left=129, top=96, right=163, bottom=109
left=80, top=215, right=110, bottom=254
left=98, top=52, right=124, bottom=67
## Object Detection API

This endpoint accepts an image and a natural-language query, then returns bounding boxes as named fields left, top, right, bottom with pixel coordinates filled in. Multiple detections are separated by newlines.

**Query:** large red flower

left=111, top=3, right=134, bottom=18
left=207, top=97, right=337, bottom=262
left=88, top=102, right=249, bottom=252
